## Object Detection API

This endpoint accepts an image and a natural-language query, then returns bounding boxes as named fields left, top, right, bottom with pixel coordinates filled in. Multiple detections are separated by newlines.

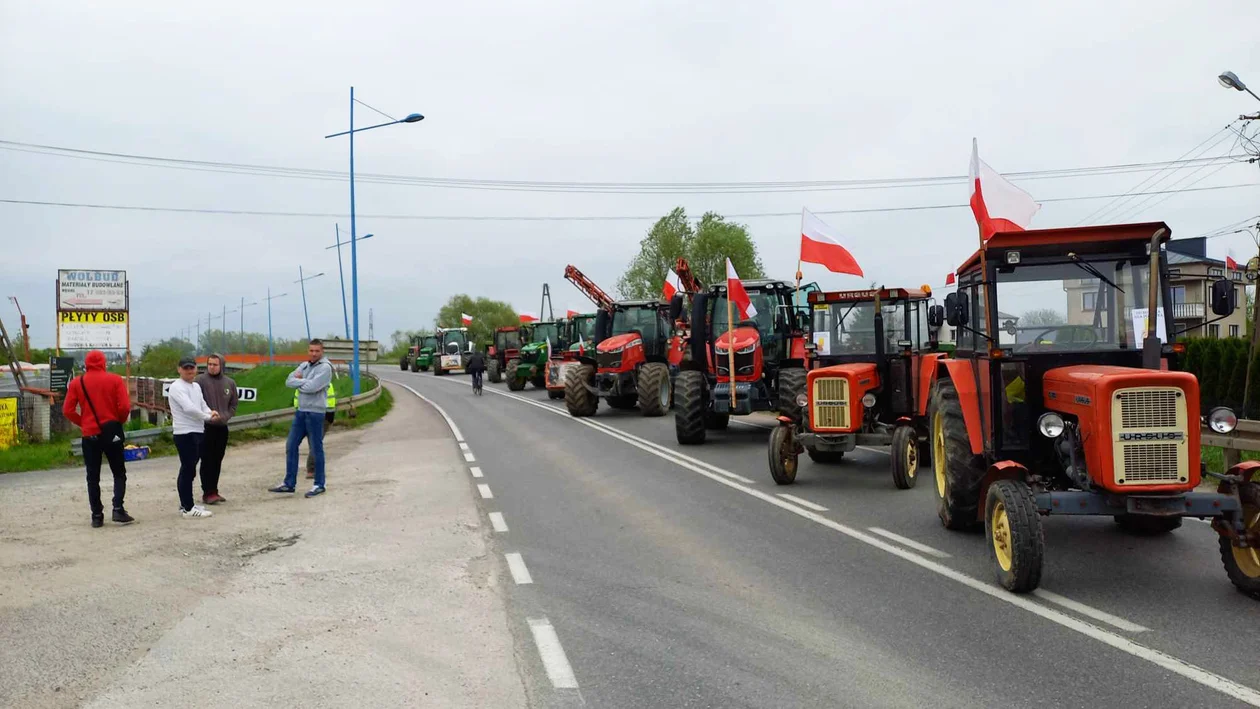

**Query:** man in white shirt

left=168, top=357, right=219, bottom=518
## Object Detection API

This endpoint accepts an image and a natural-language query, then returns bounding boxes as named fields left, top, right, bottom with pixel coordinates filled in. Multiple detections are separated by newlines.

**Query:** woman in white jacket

left=168, top=357, right=220, bottom=518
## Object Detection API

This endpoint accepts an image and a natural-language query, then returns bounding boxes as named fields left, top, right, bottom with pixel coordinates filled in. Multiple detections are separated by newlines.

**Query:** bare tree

left=1020, top=309, right=1066, bottom=327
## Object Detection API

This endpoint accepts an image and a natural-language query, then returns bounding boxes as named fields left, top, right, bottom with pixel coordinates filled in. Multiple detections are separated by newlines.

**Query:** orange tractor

left=930, top=222, right=1257, bottom=598
left=767, top=287, right=944, bottom=488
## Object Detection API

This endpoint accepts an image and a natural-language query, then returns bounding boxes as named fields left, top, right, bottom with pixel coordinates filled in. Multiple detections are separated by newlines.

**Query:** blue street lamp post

left=263, top=289, right=288, bottom=365
left=327, top=225, right=374, bottom=340
left=324, top=88, right=423, bottom=395
left=295, top=267, right=326, bottom=341
left=239, top=297, right=259, bottom=353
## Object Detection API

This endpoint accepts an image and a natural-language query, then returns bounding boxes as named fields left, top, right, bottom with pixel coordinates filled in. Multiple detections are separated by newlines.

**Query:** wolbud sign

left=56, top=268, right=130, bottom=353
left=58, top=269, right=127, bottom=311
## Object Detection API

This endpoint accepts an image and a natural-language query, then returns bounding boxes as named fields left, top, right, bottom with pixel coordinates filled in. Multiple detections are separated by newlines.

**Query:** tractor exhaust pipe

left=1142, top=228, right=1167, bottom=370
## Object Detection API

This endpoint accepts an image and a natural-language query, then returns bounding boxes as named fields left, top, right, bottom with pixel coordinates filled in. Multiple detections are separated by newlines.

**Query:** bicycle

left=471, top=370, right=484, bottom=395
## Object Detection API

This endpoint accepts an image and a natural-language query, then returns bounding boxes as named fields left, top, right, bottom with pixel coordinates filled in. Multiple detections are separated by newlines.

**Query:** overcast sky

left=3, top=1, right=1259, bottom=352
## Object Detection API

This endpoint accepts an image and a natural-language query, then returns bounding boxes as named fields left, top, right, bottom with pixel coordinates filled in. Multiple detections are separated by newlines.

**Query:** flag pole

left=727, top=290, right=737, bottom=409
left=795, top=209, right=805, bottom=311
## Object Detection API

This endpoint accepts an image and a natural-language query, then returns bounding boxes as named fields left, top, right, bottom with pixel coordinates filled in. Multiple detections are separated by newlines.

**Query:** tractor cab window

left=995, top=254, right=1161, bottom=352
left=612, top=307, right=660, bottom=341
left=711, top=292, right=778, bottom=335
left=423, top=337, right=438, bottom=350
left=532, top=323, right=560, bottom=348
left=574, top=316, right=597, bottom=343
left=443, top=331, right=468, bottom=354
left=498, top=331, right=520, bottom=350
left=812, top=300, right=910, bottom=356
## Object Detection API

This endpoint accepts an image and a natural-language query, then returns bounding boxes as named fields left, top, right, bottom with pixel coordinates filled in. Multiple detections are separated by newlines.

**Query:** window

left=1209, top=267, right=1224, bottom=278
left=1082, top=292, right=1096, bottom=311
left=1209, top=324, right=1221, bottom=338
left=1167, top=268, right=1181, bottom=278
left=1170, top=285, right=1186, bottom=305
left=1232, top=271, right=1244, bottom=282
left=1230, top=325, right=1240, bottom=338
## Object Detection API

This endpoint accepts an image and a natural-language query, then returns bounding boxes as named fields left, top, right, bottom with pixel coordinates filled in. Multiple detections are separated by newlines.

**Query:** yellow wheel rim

left=933, top=411, right=947, bottom=497
left=1234, top=507, right=1260, bottom=579
left=779, top=432, right=797, bottom=478
left=906, top=437, right=917, bottom=479
left=991, top=501, right=1013, bottom=572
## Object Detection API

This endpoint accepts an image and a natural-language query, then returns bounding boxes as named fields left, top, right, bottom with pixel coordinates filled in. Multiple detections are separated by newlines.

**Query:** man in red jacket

left=62, top=350, right=135, bottom=527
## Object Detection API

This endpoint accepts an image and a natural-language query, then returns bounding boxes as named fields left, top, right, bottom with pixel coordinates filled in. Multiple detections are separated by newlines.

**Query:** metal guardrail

left=1201, top=419, right=1260, bottom=468
left=70, top=375, right=381, bottom=456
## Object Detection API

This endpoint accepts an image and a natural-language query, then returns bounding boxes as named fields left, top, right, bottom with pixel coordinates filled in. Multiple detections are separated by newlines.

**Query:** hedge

left=1176, top=337, right=1260, bottom=417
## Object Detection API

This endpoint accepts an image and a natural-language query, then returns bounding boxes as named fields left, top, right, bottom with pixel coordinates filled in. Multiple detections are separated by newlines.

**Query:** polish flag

left=726, top=259, right=757, bottom=320
left=566, top=309, right=580, bottom=318
left=662, top=268, right=684, bottom=300
left=799, top=208, right=863, bottom=276
left=945, top=272, right=956, bottom=286
left=519, top=312, right=538, bottom=323
left=1227, top=254, right=1239, bottom=271
left=969, top=138, right=1040, bottom=241
left=461, top=313, right=473, bottom=325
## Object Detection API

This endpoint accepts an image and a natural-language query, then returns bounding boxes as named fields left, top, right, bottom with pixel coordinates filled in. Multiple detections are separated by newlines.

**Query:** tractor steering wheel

left=1017, top=326, right=1099, bottom=352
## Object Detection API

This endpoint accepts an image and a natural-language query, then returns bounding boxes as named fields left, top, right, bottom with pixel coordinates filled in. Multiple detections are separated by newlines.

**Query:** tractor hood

left=597, top=332, right=643, bottom=354
left=714, top=326, right=760, bottom=353
left=1041, top=365, right=1198, bottom=412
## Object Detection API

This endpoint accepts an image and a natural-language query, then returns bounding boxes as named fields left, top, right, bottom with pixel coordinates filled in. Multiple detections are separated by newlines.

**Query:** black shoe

left=269, top=484, right=296, bottom=493
left=91, top=514, right=104, bottom=528
left=112, top=508, right=135, bottom=525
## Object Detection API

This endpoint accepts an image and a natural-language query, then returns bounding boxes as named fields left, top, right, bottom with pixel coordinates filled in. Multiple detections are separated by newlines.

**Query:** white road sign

left=58, top=269, right=127, bottom=310
left=162, top=382, right=257, bottom=402
left=58, top=311, right=127, bottom=350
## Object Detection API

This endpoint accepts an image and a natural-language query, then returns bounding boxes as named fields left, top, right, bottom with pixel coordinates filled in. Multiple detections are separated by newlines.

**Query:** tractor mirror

left=668, top=294, right=685, bottom=323
left=927, top=304, right=945, bottom=328
left=796, top=310, right=810, bottom=331
left=944, top=292, right=969, bottom=326
left=1211, top=279, right=1237, bottom=316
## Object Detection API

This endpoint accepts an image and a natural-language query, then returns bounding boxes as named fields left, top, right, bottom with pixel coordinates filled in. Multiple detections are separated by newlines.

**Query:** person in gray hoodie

left=195, top=354, right=238, bottom=505
left=269, top=340, right=334, bottom=497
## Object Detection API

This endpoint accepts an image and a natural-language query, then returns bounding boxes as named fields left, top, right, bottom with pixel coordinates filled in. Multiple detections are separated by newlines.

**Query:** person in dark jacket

left=62, top=350, right=134, bottom=527
left=466, top=350, right=487, bottom=391
left=195, top=354, right=238, bottom=504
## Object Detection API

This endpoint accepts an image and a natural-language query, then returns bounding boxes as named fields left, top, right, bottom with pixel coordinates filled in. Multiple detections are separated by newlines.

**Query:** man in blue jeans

left=269, top=339, right=333, bottom=498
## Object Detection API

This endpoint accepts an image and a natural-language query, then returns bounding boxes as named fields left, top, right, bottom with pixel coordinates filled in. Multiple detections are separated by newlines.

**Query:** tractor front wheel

left=564, top=364, right=597, bottom=417
left=778, top=367, right=807, bottom=422
left=768, top=425, right=799, bottom=485
left=1221, top=482, right=1260, bottom=599
left=674, top=370, right=707, bottom=445
left=637, top=362, right=670, bottom=417
left=985, top=479, right=1044, bottom=593
left=1113, top=514, right=1182, bottom=535
left=487, top=359, right=501, bottom=383
left=890, top=425, right=919, bottom=490
left=410, top=359, right=419, bottom=373
left=400, top=360, right=407, bottom=371
left=931, top=379, right=986, bottom=531
left=506, top=359, right=525, bottom=391
left=807, top=448, right=844, bottom=464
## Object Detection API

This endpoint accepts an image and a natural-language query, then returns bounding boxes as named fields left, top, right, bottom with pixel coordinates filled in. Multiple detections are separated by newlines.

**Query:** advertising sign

left=49, top=357, right=75, bottom=393
left=58, top=311, right=128, bottom=350
left=0, top=397, right=17, bottom=450
left=58, top=270, right=127, bottom=311
left=161, top=381, right=257, bottom=402
left=1130, top=308, right=1168, bottom=345
left=441, top=354, right=462, bottom=370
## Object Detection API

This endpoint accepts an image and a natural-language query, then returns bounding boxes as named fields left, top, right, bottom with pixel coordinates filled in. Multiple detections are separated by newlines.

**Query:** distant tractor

left=400, top=334, right=438, bottom=372
left=507, top=320, right=560, bottom=391
left=767, top=287, right=943, bottom=489
left=931, top=221, right=1257, bottom=598
left=673, top=278, right=814, bottom=445
left=546, top=313, right=597, bottom=400
left=487, top=326, right=521, bottom=383
left=433, top=327, right=473, bottom=376
left=562, top=265, right=678, bottom=417
left=399, top=345, right=415, bottom=371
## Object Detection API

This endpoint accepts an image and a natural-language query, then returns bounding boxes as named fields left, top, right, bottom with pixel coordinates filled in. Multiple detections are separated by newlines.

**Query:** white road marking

left=505, top=552, right=533, bottom=584
left=391, top=381, right=465, bottom=442
left=1032, top=589, right=1151, bottom=633
left=528, top=617, right=579, bottom=689
left=464, top=452, right=476, bottom=462
left=776, top=493, right=828, bottom=512
left=470, top=466, right=484, bottom=478
left=477, top=484, right=493, bottom=499
left=459, top=442, right=470, bottom=451
left=867, top=527, right=951, bottom=559
left=857, top=445, right=891, bottom=456
left=489, top=511, right=509, bottom=533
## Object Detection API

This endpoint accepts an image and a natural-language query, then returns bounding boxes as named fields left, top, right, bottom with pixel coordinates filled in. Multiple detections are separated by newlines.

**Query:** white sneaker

left=182, top=505, right=213, bottom=518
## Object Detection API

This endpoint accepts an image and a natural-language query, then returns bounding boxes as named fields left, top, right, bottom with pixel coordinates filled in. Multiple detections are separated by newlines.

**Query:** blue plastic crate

left=123, top=446, right=150, bottom=462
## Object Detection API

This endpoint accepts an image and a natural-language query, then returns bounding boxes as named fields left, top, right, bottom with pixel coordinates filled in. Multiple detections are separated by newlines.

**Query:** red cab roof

left=955, top=222, right=1171, bottom=274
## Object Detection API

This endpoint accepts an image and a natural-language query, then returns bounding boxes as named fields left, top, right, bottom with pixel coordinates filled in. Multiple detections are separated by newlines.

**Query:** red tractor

left=486, top=326, right=521, bottom=384
left=767, top=287, right=944, bottom=489
left=931, top=221, right=1257, bottom=598
left=562, top=265, right=678, bottom=417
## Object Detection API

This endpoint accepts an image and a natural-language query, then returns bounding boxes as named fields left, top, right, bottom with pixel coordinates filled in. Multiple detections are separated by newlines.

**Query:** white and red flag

left=945, top=272, right=956, bottom=286
left=519, top=312, right=538, bottom=323
left=662, top=268, right=684, bottom=300
left=726, top=259, right=757, bottom=320
left=1227, top=253, right=1239, bottom=271
left=461, top=313, right=473, bottom=325
left=969, top=138, right=1039, bottom=241
left=566, top=309, right=580, bottom=318
left=799, top=208, right=863, bottom=276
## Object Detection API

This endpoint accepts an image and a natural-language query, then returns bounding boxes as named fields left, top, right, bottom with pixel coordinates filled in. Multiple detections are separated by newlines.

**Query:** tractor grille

left=1110, top=386, right=1187, bottom=486
left=716, top=350, right=756, bottom=376
left=811, top=377, right=850, bottom=430
left=596, top=351, right=622, bottom=370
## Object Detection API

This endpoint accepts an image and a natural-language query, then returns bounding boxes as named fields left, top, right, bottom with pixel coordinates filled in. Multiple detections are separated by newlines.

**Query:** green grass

left=1201, top=445, right=1260, bottom=476
left=229, top=365, right=361, bottom=414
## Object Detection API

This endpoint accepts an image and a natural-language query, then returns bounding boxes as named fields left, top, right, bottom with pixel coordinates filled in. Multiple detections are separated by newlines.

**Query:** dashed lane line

left=776, top=493, right=828, bottom=512
left=867, top=527, right=951, bottom=559
left=505, top=552, right=534, bottom=584
left=1032, top=589, right=1151, bottom=633
left=489, top=511, right=509, bottom=533
left=528, top=618, right=579, bottom=689
left=478, top=484, right=494, bottom=499
left=470, top=466, right=484, bottom=478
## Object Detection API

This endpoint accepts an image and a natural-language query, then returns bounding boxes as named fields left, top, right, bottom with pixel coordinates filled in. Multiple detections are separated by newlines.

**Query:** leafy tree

left=435, top=295, right=518, bottom=347
left=1219, top=341, right=1240, bottom=410
left=1227, top=338, right=1249, bottom=411
left=617, top=207, right=765, bottom=299
left=135, top=343, right=186, bottom=377
left=387, top=328, right=434, bottom=358
left=1019, top=309, right=1066, bottom=327
left=1200, top=338, right=1223, bottom=412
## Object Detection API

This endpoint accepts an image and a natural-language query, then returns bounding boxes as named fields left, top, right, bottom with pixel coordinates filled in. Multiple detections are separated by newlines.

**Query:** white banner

left=1130, top=308, right=1167, bottom=345
left=58, top=311, right=127, bottom=350
left=441, top=354, right=461, bottom=370
left=58, top=270, right=127, bottom=310
left=163, top=382, right=256, bottom=401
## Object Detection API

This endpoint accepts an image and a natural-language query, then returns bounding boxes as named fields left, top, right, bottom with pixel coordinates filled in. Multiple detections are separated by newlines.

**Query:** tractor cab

left=595, top=300, right=672, bottom=367
left=567, top=314, right=597, bottom=355
left=931, top=222, right=1257, bottom=598
left=433, top=327, right=473, bottom=376
left=699, top=280, right=815, bottom=375
left=488, top=327, right=521, bottom=383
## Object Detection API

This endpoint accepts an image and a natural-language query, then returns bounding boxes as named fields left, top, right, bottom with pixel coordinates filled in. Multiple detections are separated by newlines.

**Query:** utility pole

left=7, top=297, right=31, bottom=362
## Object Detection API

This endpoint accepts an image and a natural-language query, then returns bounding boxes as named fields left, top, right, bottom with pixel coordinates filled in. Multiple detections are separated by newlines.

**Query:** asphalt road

left=383, top=368, right=1260, bottom=709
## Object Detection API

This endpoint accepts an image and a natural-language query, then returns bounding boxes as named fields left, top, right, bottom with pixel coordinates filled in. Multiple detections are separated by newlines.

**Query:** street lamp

left=326, top=225, right=374, bottom=339
left=1219, top=70, right=1260, bottom=418
left=239, top=297, right=259, bottom=355
left=324, top=87, right=423, bottom=395
left=261, top=289, right=288, bottom=365
left=294, top=267, right=326, bottom=341
left=1219, top=71, right=1260, bottom=103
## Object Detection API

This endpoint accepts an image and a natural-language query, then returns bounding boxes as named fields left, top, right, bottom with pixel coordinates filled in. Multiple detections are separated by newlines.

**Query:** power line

left=3, top=181, right=1257, bottom=223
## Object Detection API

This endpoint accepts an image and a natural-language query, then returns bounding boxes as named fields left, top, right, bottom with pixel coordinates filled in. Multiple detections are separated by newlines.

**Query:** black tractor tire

left=637, top=362, right=671, bottom=417
left=434, top=364, right=446, bottom=376
left=890, top=425, right=919, bottom=490
left=768, top=425, right=799, bottom=485
left=807, top=448, right=845, bottom=464
left=705, top=412, right=730, bottom=430
left=985, top=479, right=1044, bottom=593
left=674, top=370, right=707, bottom=445
left=1113, top=514, right=1183, bottom=536
left=506, top=359, right=525, bottom=391
left=777, top=367, right=808, bottom=422
left=400, top=359, right=408, bottom=371
left=608, top=395, right=638, bottom=410
left=931, top=379, right=986, bottom=531
left=410, top=359, right=419, bottom=373
left=1220, top=482, right=1260, bottom=599
left=487, top=358, right=501, bottom=384
left=565, top=363, right=597, bottom=417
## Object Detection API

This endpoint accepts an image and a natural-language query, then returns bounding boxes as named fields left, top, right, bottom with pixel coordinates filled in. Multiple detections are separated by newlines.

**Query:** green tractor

left=507, top=321, right=561, bottom=391
left=433, top=327, right=473, bottom=376
left=407, top=334, right=438, bottom=372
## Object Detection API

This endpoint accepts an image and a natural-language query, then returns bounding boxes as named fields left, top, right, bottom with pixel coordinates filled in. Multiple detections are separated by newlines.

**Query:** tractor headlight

left=861, top=393, right=877, bottom=407
left=795, top=392, right=808, bottom=407
left=1038, top=412, right=1065, bottom=438
left=603, top=344, right=625, bottom=354
left=736, top=343, right=757, bottom=355
left=1208, top=406, right=1238, bottom=434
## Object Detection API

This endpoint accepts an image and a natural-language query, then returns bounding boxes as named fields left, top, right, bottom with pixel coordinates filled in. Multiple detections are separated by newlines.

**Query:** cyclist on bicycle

left=466, top=349, right=487, bottom=393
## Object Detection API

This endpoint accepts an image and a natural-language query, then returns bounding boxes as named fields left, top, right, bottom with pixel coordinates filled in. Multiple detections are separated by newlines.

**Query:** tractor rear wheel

left=777, top=367, right=807, bottom=422
left=1113, top=514, right=1182, bottom=535
left=637, top=362, right=670, bottom=417
left=410, top=359, right=419, bottom=373
left=674, top=370, right=707, bottom=445
left=705, top=412, right=729, bottom=430
left=985, top=479, right=1044, bottom=593
left=565, top=364, right=597, bottom=417
left=768, top=425, right=799, bottom=485
left=608, top=395, right=638, bottom=409
left=400, top=360, right=407, bottom=371
left=890, top=425, right=919, bottom=490
left=506, top=359, right=525, bottom=391
left=806, top=448, right=844, bottom=464
left=931, top=379, right=986, bottom=531
left=487, top=358, right=501, bottom=383
left=1221, top=482, right=1260, bottom=599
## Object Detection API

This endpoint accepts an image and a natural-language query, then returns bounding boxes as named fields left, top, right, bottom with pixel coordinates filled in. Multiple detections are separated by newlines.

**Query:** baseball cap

left=178, top=357, right=197, bottom=369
